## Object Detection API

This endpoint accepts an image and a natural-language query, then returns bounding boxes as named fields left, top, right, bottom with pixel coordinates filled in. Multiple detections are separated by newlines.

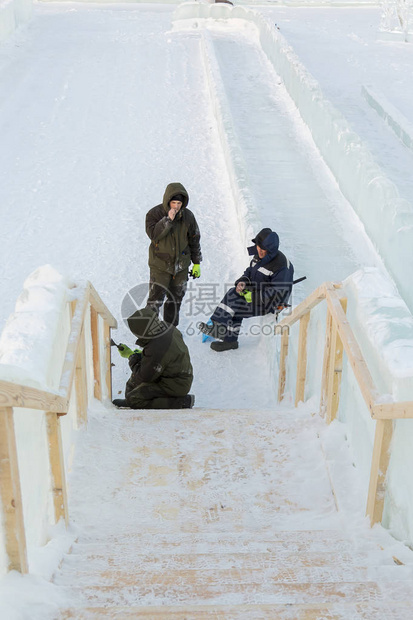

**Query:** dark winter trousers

left=125, top=380, right=191, bottom=409
left=210, top=287, right=267, bottom=342
left=146, top=268, right=188, bottom=326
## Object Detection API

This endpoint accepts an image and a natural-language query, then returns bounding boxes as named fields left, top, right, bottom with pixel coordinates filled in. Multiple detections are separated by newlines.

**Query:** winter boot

left=198, top=321, right=228, bottom=340
left=112, top=399, right=129, bottom=408
left=210, top=340, right=239, bottom=352
left=181, top=394, right=195, bottom=409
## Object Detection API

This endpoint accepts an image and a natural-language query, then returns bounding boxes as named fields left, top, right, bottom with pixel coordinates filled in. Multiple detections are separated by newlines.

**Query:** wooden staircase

left=57, top=407, right=413, bottom=618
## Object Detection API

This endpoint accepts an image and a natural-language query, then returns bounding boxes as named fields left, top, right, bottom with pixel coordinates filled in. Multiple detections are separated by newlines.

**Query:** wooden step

left=56, top=578, right=413, bottom=607
left=59, top=550, right=371, bottom=574
left=60, top=600, right=413, bottom=619
left=68, top=529, right=365, bottom=555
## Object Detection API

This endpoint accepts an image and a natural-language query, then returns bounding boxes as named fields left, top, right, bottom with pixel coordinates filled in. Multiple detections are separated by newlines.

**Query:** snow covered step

left=69, top=529, right=359, bottom=555
left=59, top=579, right=413, bottom=608
left=54, top=563, right=397, bottom=589
left=60, top=600, right=413, bottom=619
left=58, top=550, right=384, bottom=577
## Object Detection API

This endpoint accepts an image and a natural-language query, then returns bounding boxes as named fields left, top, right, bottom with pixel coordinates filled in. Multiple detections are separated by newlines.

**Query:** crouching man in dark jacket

left=112, top=308, right=194, bottom=409
left=199, top=228, right=294, bottom=352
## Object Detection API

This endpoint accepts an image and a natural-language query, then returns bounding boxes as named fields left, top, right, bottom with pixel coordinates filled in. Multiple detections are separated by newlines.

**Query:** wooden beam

left=325, top=297, right=347, bottom=424
left=88, top=283, right=118, bottom=328
left=278, top=283, right=327, bottom=329
left=325, top=286, right=379, bottom=415
left=277, top=329, right=289, bottom=403
left=0, top=381, right=67, bottom=413
left=372, top=401, right=413, bottom=419
left=103, top=322, right=113, bottom=401
left=90, top=306, right=102, bottom=401
left=75, top=327, right=88, bottom=427
left=0, top=408, right=28, bottom=573
left=295, top=312, right=310, bottom=406
left=366, top=419, right=393, bottom=525
left=320, top=309, right=333, bottom=418
left=59, top=285, right=90, bottom=399
left=45, top=412, right=69, bottom=526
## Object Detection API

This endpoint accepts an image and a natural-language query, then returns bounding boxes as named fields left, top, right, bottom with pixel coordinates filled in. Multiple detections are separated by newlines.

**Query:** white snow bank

left=0, top=265, right=75, bottom=391
left=0, top=0, right=32, bottom=44
left=173, top=2, right=413, bottom=315
left=0, top=568, right=71, bottom=620
left=344, top=268, right=413, bottom=387
left=0, top=266, right=92, bottom=578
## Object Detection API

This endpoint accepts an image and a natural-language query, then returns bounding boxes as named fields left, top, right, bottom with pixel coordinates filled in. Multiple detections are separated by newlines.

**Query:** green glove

left=118, top=344, right=141, bottom=359
left=242, top=290, right=252, bottom=303
left=191, top=264, right=201, bottom=278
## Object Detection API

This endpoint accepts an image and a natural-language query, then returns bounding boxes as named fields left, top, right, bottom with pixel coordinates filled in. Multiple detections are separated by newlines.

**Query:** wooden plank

left=0, top=380, right=67, bottom=413
left=59, top=284, right=90, bottom=400
left=320, top=309, right=333, bottom=418
left=277, top=329, right=289, bottom=403
left=366, top=419, right=393, bottom=525
left=278, top=283, right=327, bottom=329
left=325, top=286, right=379, bottom=415
left=75, top=327, right=88, bottom=427
left=46, top=412, right=69, bottom=526
left=0, top=408, right=28, bottom=573
left=90, top=306, right=102, bottom=401
left=103, top=322, right=113, bottom=401
left=88, top=283, right=118, bottom=328
left=325, top=297, right=347, bottom=424
left=372, top=401, right=413, bottom=419
left=61, top=602, right=413, bottom=620
left=295, top=311, right=310, bottom=406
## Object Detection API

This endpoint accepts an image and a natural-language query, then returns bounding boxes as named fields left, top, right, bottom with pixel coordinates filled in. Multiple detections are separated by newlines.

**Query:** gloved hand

left=118, top=344, right=141, bottom=359
left=241, top=290, right=252, bottom=303
left=191, top=264, right=201, bottom=278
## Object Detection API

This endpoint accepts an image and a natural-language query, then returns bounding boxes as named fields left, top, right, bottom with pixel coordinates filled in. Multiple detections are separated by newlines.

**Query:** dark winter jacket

left=146, top=182, right=202, bottom=275
left=126, top=308, right=193, bottom=396
left=235, top=231, right=294, bottom=312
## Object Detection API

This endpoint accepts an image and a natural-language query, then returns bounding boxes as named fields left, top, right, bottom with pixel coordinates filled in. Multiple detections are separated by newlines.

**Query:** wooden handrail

left=0, top=280, right=117, bottom=573
left=276, top=281, right=413, bottom=527
left=0, top=282, right=117, bottom=410
left=0, top=381, right=67, bottom=412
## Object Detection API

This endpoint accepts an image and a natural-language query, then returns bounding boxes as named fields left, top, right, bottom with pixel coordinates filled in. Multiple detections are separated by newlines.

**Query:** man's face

left=257, top=245, right=267, bottom=259
left=169, top=200, right=183, bottom=212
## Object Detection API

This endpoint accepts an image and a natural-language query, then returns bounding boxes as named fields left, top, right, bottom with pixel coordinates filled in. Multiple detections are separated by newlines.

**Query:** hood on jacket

left=127, top=308, right=169, bottom=346
left=248, top=228, right=279, bottom=259
left=162, top=182, right=189, bottom=213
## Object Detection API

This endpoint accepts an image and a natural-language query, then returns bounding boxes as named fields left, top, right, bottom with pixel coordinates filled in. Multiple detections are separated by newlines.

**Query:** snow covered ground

left=1, top=1, right=408, bottom=407
left=1, top=2, right=413, bottom=616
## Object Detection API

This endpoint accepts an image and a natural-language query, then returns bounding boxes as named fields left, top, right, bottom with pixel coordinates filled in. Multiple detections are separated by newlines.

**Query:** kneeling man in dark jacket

left=113, top=308, right=194, bottom=409
left=199, top=228, right=294, bottom=352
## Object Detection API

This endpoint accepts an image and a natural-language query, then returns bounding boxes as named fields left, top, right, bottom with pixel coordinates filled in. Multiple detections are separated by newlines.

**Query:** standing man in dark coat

left=145, top=182, right=202, bottom=326
left=112, top=308, right=194, bottom=409
left=199, top=228, right=294, bottom=352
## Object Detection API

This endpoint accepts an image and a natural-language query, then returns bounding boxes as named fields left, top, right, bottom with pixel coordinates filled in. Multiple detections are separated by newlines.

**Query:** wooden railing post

left=277, top=327, right=289, bottom=403
left=325, top=297, right=347, bottom=424
left=104, top=322, right=113, bottom=401
left=45, top=412, right=69, bottom=526
left=0, top=407, right=28, bottom=573
left=366, top=419, right=393, bottom=525
left=320, top=309, right=333, bottom=417
left=90, top=305, right=102, bottom=401
left=75, top=327, right=88, bottom=427
left=295, top=311, right=310, bottom=406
